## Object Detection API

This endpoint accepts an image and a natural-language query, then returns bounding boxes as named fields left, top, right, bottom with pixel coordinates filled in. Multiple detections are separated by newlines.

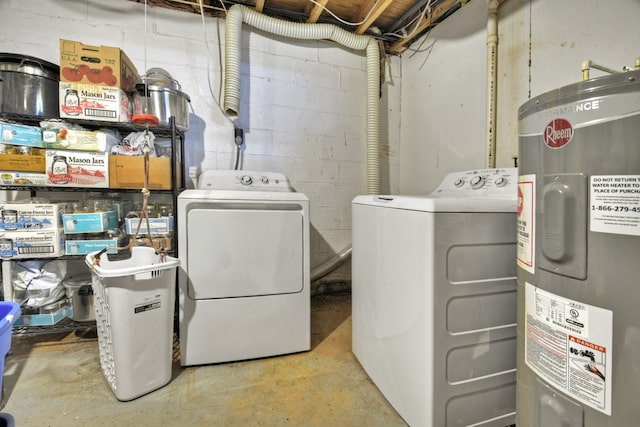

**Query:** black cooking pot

left=0, top=53, right=60, bottom=119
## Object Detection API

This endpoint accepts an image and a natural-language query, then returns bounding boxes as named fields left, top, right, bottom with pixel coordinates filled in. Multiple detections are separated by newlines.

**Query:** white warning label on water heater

left=591, top=175, right=640, bottom=236
left=517, top=175, right=535, bottom=273
left=525, top=283, right=613, bottom=415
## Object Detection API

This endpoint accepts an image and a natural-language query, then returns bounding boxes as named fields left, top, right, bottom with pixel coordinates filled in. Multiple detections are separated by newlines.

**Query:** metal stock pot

left=0, top=53, right=59, bottom=118
left=133, top=68, right=190, bottom=131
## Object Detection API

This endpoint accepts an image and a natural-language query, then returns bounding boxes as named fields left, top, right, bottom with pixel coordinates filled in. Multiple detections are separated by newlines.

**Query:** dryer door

left=186, top=203, right=305, bottom=299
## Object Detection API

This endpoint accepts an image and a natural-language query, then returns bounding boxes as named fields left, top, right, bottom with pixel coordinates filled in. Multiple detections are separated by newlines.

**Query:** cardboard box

left=59, top=82, right=131, bottom=123
left=0, top=171, right=47, bottom=186
left=0, top=228, right=65, bottom=259
left=14, top=304, right=67, bottom=326
left=109, top=155, right=176, bottom=190
left=125, top=216, right=173, bottom=236
left=0, top=122, right=43, bottom=148
left=62, top=211, right=118, bottom=234
left=0, top=203, right=61, bottom=231
left=65, top=238, right=118, bottom=255
left=109, top=199, right=133, bottom=223
left=59, top=39, right=138, bottom=92
left=42, top=128, right=120, bottom=152
left=0, top=148, right=46, bottom=173
left=46, top=149, right=109, bottom=188
left=133, top=236, right=172, bottom=252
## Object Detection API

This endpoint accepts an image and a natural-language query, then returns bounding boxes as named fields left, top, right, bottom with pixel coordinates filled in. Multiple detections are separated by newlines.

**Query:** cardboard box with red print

left=46, top=149, right=109, bottom=188
left=59, top=82, right=131, bottom=123
left=59, top=39, right=138, bottom=92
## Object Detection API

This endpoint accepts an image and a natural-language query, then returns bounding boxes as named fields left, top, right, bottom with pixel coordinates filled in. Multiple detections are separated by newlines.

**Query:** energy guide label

left=525, top=283, right=613, bottom=415
left=591, top=175, right=640, bottom=236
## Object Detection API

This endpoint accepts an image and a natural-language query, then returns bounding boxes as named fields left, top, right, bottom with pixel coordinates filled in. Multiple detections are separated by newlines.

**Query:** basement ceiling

left=133, top=0, right=465, bottom=54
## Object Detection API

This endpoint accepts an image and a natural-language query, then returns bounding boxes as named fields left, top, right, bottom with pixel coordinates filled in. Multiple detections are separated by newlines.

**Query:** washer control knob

left=495, top=177, right=507, bottom=187
left=454, top=178, right=465, bottom=188
left=260, top=176, right=270, bottom=185
left=470, top=175, right=485, bottom=189
left=240, top=175, right=253, bottom=185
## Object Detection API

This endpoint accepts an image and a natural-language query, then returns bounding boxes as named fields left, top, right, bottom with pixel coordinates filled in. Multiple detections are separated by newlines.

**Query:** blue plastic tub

left=0, top=302, right=20, bottom=396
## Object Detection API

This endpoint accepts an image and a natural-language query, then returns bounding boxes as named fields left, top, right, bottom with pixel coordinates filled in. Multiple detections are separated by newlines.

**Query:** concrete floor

left=1, top=293, right=408, bottom=427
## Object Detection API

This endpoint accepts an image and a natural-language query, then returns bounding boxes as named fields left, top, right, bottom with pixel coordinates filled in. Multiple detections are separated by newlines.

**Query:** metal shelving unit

left=0, top=115, right=185, bottom=334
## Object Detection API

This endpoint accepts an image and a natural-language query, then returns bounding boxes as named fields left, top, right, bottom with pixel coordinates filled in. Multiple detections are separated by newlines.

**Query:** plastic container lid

left=0, top=301, right=20, bottom=336
left=63, top=274, right=92, bottom=291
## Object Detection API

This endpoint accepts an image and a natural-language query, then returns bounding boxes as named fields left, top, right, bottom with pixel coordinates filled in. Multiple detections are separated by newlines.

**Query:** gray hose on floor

left=310, top=246, right=352, bottom=283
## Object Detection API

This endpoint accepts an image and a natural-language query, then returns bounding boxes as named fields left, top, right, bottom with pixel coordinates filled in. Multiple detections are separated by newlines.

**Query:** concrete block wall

left=0, top=0, right=402, bottom=282
left=400, top=0, right=640, bottom=194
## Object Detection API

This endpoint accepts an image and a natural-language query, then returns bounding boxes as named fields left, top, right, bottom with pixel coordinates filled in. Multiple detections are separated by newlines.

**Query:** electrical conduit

left=223, top=4, right=381, bottom=280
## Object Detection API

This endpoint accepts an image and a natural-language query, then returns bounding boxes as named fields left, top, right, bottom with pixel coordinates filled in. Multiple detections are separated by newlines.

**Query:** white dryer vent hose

left=223, top=4, right=381, bottom=195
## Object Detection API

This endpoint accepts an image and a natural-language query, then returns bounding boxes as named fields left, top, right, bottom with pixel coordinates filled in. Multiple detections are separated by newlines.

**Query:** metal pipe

left=581, top=59, right=622, bottom=81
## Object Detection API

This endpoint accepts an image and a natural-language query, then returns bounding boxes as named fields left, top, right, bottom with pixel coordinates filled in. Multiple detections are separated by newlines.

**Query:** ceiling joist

left=133, top=0, right=462, bottom=55
left=389, top=0, right=457, bottom=53
left=355, top=0, right=394, bottom=35
left=306, top=0, right=330, bottom=23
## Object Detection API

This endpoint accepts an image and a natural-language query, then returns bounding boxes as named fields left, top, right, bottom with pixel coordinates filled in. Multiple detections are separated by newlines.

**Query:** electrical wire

left=169, top=0, right=383, bottom=27
left=306, top=0, right=382, bottom=27
left=383, top=0, right=433, bottom=40
left=164, top=0, right=226, bottom=13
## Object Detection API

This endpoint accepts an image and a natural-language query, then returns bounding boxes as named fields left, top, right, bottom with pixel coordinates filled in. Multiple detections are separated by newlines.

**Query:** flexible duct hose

left=485, top=0, right=499, bottom=169
left=223, top=5, right=381, bottom=279
left=310, top=246, right=352, bottom=283
left=224, top=4, right=380, bottom=194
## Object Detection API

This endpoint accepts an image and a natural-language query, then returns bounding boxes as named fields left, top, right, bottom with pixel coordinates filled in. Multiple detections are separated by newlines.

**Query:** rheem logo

left=544, top=118, right=574, bottom=149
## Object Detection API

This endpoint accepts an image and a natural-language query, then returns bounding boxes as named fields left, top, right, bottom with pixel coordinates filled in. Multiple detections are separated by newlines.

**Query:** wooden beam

left=389, top=0, right=458, bottom=53
left=355, top=0, right=394, bottom=35
left=307, top=0, right=329, bottom=23
left=255, top=0, right=265, bottom=13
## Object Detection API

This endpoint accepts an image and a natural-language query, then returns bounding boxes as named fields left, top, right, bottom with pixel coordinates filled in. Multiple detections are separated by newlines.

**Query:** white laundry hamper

left=85, top=246, right=179, bottom=401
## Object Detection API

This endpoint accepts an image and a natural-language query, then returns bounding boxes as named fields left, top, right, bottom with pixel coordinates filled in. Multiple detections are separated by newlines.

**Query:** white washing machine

left=178, top=170, right=310, bottom=366
left=352, top=168, right=519, bottom=427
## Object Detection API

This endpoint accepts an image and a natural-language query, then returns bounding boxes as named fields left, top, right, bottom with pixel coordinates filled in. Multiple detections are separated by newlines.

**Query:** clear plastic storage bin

left=85, top=247, right=179, bottom=401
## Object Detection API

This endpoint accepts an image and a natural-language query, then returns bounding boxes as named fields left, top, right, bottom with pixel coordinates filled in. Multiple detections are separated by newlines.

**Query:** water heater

left=516, top=69, right=640, bottom=426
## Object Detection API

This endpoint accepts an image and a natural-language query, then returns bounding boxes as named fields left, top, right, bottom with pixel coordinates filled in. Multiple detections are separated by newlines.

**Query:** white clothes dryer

left=352, top=168, right=518, bottom=427
left=178, top=170, right=310, bottom=366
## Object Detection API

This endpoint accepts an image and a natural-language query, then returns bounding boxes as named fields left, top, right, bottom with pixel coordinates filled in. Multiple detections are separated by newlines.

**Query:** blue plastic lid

left=0, top=302, right=21, bottom=335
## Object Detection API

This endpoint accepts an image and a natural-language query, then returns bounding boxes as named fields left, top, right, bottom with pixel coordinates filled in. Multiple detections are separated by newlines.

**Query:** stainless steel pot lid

left=136, top=67, right=181, bottom=90
left=63, top=274, right=93, bottom=288
left=0, top=52, right=59, bottom=80
left=146, top=67, right=172, bottom=80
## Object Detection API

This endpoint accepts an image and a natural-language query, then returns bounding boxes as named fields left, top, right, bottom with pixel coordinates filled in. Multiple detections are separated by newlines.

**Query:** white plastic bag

left=13, top=260, right=67, bottom=309
left=111, top=131, right=156, bottom=157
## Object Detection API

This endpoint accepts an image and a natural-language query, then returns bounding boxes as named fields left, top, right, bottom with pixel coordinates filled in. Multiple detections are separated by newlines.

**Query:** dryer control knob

left=260, top=176, right=270, bottom=184
left=454, top=178, right=465, bottom=188
left=240, top=175, right=253, bottom=185
left=470, top=175, right=485, bottom=189
left=495, top=177, right=507, bottom=187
